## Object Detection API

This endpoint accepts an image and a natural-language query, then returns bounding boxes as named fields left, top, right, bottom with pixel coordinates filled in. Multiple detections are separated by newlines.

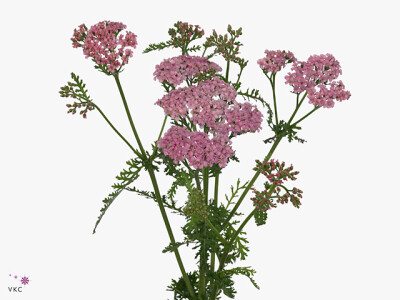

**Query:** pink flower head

left=306, top=81, right=351, bottom=108
left=71, top=21, right=138, bottom=74
left=158, top=126, right=234, bottom=169
left=285, top=54, right=351, bottom=108
left=154, top=55, right=222, bottom=87
left=156, top=77, right=237, bottom=129
left=156, top=75, right=263, bottom=137
left=156, top=87, right=190, bottom=120
left=188, top=78, right=236, bottom=132
left=157, top=126, right=191, bottom=164
left=257, top=50, right=296, bottom=73
left=224, top=102, right=263, bottom=136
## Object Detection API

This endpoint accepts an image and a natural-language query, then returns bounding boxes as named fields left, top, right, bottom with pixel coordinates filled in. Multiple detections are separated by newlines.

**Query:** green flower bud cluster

left=183, top=188, right=209, bottom=221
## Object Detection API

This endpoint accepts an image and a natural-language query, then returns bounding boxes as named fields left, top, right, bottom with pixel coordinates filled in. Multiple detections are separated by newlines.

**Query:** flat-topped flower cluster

left=153, top=55, right=222, bottom=87
left=71, top=21, right=138, bottom=74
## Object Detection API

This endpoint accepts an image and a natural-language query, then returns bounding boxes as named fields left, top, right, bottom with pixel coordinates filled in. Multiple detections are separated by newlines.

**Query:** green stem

left=288, top=92, right=307, bottom=125
left=271, top=73, right=279, bottom=126
left=201, top=46, right=208, bottom=57
left=114, top=74, right=146, bottom=155
left=199, top=168, right=209, bottom=299
left=222, top=136, right=282, bottom=229
left=157, top=115, right=168, bottom=141
left=214, top=173, right=219, bottom=205
left=92, top=103, right=135, bottom=152
left=205, top=218, right=227, bottom=245
left=210, top=173, right=219, bottom=273
left=203, top=168, right=209, bottom=204
left=194, top=170, right=201, bottom=190
left=148, top=169, right=196, bottom=298
left=292, top=106, right=320, bottom=127
left=225, top=59, right=231, bottom=82
left=114, top=74, right=196, bottom=299
left=150, top=115, right=168, bottom=159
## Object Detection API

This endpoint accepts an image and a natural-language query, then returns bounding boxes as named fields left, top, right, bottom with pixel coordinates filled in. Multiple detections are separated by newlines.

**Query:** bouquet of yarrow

left=59, top=20, right=351, bottom=299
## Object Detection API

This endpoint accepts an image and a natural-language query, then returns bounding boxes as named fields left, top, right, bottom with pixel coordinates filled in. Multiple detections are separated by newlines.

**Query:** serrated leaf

left=143, top=41, right=173, bottom=53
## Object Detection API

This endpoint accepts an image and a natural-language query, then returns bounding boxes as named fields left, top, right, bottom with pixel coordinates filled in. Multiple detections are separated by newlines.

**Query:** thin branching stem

left=92, top=103, right=135, bottom=152
left=114, top=73, right=196, bottom=299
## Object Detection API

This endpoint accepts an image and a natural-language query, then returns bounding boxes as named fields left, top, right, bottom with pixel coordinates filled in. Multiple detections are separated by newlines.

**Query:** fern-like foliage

left=167, top=271, right=199, bottom=300
left=126, top=186, right=184, bottom=214
left=162, top=241, right=190, bottom=254
left=92, top=158, right=142, bottom=233
left=220, top=267, right=259, bottom=290
left=223, top=223, right=250, bottom=263
left=237, top=88, right=265, bottom=105
left=210, top=266, right=259, bottom=299
left=224, top=179, right=249, bottom=209
left=143, top=40, right=173, bottom=53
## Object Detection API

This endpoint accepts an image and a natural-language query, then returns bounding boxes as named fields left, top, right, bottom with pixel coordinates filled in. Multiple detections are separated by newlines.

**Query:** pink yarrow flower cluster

left=158, top=127, right=234, bottom=168
left=154, top=55, right=222, bottom=87
left=225, top=102, right=264, bottom=136
left=157, top=77, right=262, bottom=137
left=285, top=54, right=351, bottom=108
left=257, top=50, right=296, bottom=73
left=71, top=21, right=138, bottom=74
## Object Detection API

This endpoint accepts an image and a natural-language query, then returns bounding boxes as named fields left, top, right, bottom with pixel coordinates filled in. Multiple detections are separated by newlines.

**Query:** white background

left=1, top=0, right=399, bottom=299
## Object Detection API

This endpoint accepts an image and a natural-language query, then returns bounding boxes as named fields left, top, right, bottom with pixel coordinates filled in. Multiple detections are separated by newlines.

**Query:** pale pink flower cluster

left=225, top=103, right=264, bottom=136
left=153, top=55, right=222, bottom=87
left=71, top=21, right=138, bottom=74
left=285, top=54, right=351, bottom=108
left=307, top=81, right=351, bottom=108
left=156, top=77, right=262, bottom=136
left=257, top=50, right=296, bottom=73
left=158, top=127, right=234, bottom=168
left=190, top=78, right=238, bottom=133
left=156, top=77, right=235, bottom=123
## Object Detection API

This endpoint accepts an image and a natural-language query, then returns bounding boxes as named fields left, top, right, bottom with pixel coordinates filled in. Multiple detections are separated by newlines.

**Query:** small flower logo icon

left=21, top=276, right=29, bottom=285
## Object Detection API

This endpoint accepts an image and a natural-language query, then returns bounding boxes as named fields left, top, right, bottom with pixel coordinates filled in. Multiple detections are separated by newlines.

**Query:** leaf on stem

left=92, top=158, right=142, bottom=233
